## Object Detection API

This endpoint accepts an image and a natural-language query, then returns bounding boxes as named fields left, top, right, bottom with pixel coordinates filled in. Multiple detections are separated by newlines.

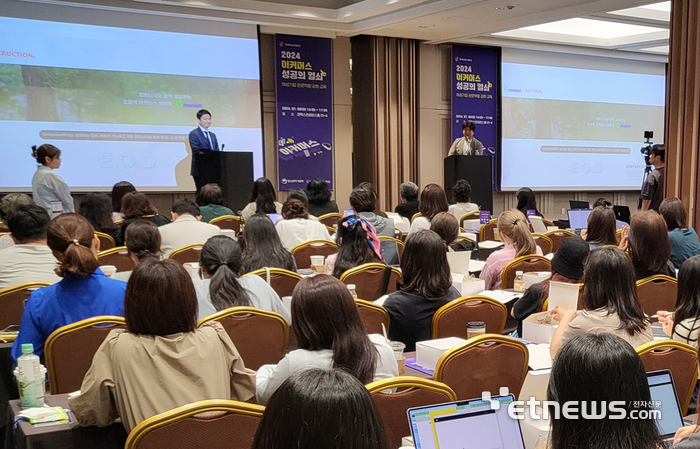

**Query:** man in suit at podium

left=448, top=121, right=484, bottom=156
left=189, top=109, right=220, bottom=194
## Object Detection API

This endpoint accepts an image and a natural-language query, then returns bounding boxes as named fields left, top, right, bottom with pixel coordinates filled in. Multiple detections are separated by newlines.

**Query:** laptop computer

left=613, top=205, right=631, bottom=225
left=647, top=370, right=686, bottom=445
left=407, top=395, right=525, bottom=449
left=567, top=209, right=592, bottom=230
left=569, top=200, right=590, bottom=210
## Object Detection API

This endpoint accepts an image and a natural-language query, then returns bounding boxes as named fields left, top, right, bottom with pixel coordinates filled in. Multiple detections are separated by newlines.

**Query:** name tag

left=50, top=201, right=63, bottom=213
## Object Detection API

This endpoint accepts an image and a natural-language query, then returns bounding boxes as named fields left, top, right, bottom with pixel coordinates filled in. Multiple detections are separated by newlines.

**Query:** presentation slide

left=0, top=16, right=263, bottom=192
left=500, top=61, right=665, bottom=191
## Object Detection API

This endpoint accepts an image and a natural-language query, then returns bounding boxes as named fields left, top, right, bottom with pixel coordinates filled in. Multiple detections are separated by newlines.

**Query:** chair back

left=0, top=222, right=9, bottom=233
left=95, top=232, right=116, bottom=251
left=209, top=215, right=244, bottom=233
left=318, top=213, right=343, bottom=227
left=411, top=212, right=422, bottom=223
left=125, top=399, right=265, bottom=449
left=459, top=211, right=481, bottom=228
left=98, top=246, right=136, bottom=272
left=543, top=230, right=575, bottom=253
left=531, top=234, right=553, bottom=255
left=0, top=282, right=51, bottom=329
left=290, top=240, right=339, bottom=269
left=243, top=268, right=301, bottom=298
left=434, top=335, right=529, bottom=400
left=169, top=244, right=205, bottom=264
left=378, top=236, right=404, bottom=264
left=501, top=255, right=551, bottom=289
left=45, top=316, right=126, bottom=394
left=636, top=340, right=699, bottom=413
left=198, top=307, right=288, bottom=371
left=339, top=263, right=401, bottom=301
left=355, top=299, right=390, bottom=334
left=366, top=377, right=456, bottom=449
left=479, top=219, right=498, bottom=242
left=636, top=275, right=678, bottom=316
left=431, top=296, right=507, bottom=339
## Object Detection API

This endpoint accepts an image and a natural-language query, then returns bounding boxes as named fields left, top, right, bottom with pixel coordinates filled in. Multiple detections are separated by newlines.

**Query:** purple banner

left=451, top=45, right=499, bottom=189
left=276, top=35, right=333, bottom=191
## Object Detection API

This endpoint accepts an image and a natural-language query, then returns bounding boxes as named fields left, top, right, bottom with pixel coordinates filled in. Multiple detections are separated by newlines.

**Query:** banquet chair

left=209, top=215, right=245, bottom=233
left=636, top=340, right=698, bottom=413
left=318, top=213, right=343, bottom=227
left=98, top=246, right=136, bottom=272
left=45, top=316, right=126, bottom=394
left=0, top=282, right=51, bottom=329
left=355, top=299, right=390, bottom=335
left=459, top=211, right=481, bottom=228
left=339, top=263, right=401, bottom=301
left=198, top=307, right=288, bottom=371
left=366, top=377, right=456, bottom=449
left=125, top=399, right=265, bottom=449
left=431, top=296, right=507, bottom=339
left=378, top=236, right=404, bottom=263
left=531, top=234, right=553, bottom=255
left=95, top=231, right=116, bottom=251
left=434, top=334, right=528, bottom=400
left=501, top=255, right=551, bottom=289
left=290, top=240, right=339, bottom=269
left=543, top=229, right=576, bottom=253
left=479, top=219, right=499, bottom=242
left=169, top=244, right=205, bottom=265
left=636, top=275, right=677, bottom=317
left=243, top=268, right=301, bottom=298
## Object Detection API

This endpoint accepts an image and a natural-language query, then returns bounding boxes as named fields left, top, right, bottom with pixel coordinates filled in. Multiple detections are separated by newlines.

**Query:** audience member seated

left=12, top=214, right=126, bottom=360
left=511, top=236, right=588, bottom=335
left=659, top=198, right=700, bottom=269
left=479, top=209, right=543, bottom=290
left=256, top=275, right=398, bottom=405
left=325, top=216, right=384, bottom=277
left=358, top=182, right=389, bottom=218
left=448, top=179, right=479, bottom=221
left=581, top=206, right=617, bottom=249
left=306, top=179, right=339, bottom=217
left=549, top=247, right=652, bottom=358
left=68, top=259, right=255, bottom=433
left=111, top=220, right=161, bottom=282
left=110, top=181, right=135, bottom=222
left=516, top=187, right=541, bottom=217
left=619, top=210, right=676, bottom=279
left=198, top=183, right=234, bottom=223
left=350, top=186, right=395, bottom=237
left=430, top=212, right=473, bottom=252
left=394, top=181, right=420, bottom=221
left=240, top=215, right=297, bottom=273
left=548, top=333, right=661, bottom=449
left=0, top=193, right=33, bottom=250
left=284, top=189, right=319, bottom=221
left=194, top=236, right=291, bottom=323
left=410, top=183, right=449, bottom=233
left=159, top=199, right=221, bottom=257
left=0, top=204, right=60, bottom=290
left=241, top=177, right=283, bottom=220
left=657, top=254, right=700, bottom=345
left=79, top=193, right=122, bottom=246
left=119, top=192, right=170, bottom=243
left=383, top=230, right=461, bottom=351
left=275, top=199, right=332, bottom=251
left=252, top=368, right=388, bottom=449
left=592, top=197, right=626, bottom=229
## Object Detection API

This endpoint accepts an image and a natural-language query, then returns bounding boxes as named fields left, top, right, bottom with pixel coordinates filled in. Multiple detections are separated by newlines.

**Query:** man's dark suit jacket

left=188, top=127, right=219, bottom=176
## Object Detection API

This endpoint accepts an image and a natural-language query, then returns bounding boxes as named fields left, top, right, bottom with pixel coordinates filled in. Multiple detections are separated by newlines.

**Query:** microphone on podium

left=221, top=144, right=225, bottom=151
left=485, top=147, right=495, bottom=155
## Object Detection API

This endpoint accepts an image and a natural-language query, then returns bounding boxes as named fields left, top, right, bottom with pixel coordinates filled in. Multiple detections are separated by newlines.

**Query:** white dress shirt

left=275, top=218, right=332, bottom=251
left=0, top=244, right=61, bottom=291
left=158, top=214, right=221, bottom=257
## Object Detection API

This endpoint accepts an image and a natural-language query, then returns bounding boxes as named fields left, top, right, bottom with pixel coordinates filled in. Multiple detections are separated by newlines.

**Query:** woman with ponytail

left=30, top=143, right=75, bottom=216
left=479, top=209, right=542, bottom=290
left=194, top=235, right=291, bottom=323
left=12, top=213, right=126, bottom=360
left=111, top=220, right=162, bottom=282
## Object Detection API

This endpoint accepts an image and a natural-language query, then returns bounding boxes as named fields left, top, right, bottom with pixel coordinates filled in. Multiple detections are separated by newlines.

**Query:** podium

left=444, top=155, right=493, bottom=214
left=198, top=151, right=254, bottom=212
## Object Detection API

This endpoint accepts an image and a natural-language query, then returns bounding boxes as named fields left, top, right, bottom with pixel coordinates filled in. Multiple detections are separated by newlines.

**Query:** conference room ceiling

left=23, top=0, right=669, bottom=57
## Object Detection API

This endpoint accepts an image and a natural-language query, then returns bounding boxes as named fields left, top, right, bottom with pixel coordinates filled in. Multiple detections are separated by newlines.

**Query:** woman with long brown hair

left=255, top=275, right=398, bottom=405
left=583, top=206, right=617, bottom=248
left=409, top=183, right=449, bottom=233
left=619, top=210, right=675, bottom=280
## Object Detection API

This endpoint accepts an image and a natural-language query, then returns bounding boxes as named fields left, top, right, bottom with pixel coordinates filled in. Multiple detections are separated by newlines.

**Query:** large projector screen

left=500, top=50, right=666, bottom=192
left=0, top=13, right=263, bottom=192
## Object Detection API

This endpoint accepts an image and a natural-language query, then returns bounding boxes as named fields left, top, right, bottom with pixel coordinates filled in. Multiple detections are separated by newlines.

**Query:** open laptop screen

left=648, top=370, right=685, bottom=438
left=408, top=395, right=525, bottom=449
left=567, top=209, right=592, bottom=230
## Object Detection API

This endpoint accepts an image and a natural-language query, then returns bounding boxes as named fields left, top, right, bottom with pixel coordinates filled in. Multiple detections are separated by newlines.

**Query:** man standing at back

left=0, top=204, right=61, bottom=290
left=640, top=144, right=665, bottom=211
left=189, top=109, right=219, bottom=196
left=159, top=199, right=221, bottom=257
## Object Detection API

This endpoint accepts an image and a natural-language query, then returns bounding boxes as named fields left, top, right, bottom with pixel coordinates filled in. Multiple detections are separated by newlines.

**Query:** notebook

left=408, top=395, right=525, bottom=449
left=567, top=209, right=592, bottom=230
left=647, top=370, right=685, bottom=443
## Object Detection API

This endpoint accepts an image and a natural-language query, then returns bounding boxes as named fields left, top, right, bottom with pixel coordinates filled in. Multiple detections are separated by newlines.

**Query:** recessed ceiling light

left=608, top=1, right=670, bottom=22
left=341, top=11, right=353, bottom=17
left=639, top=45, right=669, bottom=54
left=293, top=11, right=319, bottom=18
left=498, top=18, right=666, bottom=39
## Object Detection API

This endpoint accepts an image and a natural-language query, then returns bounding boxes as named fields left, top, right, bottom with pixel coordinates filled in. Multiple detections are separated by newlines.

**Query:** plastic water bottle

left=347, top=284, right=358, bottom=299
left=514, top=271, right=525, bottom=292
left=17, top=343, right=44, bottom=409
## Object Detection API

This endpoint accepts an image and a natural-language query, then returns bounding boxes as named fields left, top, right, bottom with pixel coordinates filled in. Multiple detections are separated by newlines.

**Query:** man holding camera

left=640, top=144, right=665, bottom=211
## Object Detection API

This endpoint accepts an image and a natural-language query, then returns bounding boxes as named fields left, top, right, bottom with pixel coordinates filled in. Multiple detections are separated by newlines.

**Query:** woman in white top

left=31, top=144, right=74, bottom=217
left=409, top=183, right=449, bottom=234
left=256, top=275, right=398, bottom=405
left=241, top=177, right=283, bottom=220
left=193, top=235, right=291, bottom=323
left=275, top=199, right=332, bottom=251
left=658, top=254, right=700, bottom=345
left=447, top=179, right=479, bottom=223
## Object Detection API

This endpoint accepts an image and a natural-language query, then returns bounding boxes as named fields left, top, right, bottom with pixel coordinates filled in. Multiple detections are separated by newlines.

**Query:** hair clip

left=72, top=239, right=80, bottom=246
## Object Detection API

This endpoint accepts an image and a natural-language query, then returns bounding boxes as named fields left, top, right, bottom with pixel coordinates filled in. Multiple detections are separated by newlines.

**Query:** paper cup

left=310, top=255, right=325, bottom=273
left=101, top=265, right=117, bottom=277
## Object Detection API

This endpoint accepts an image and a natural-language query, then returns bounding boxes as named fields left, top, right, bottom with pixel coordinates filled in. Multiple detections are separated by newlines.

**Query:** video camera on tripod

left=640, top=130, right=654, bottom=169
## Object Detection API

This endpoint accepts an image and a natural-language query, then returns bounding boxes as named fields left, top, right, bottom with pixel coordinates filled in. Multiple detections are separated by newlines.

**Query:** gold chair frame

left=431, top=295, right=507, bottom=339
left=366, top=376, right=457, bottom=400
